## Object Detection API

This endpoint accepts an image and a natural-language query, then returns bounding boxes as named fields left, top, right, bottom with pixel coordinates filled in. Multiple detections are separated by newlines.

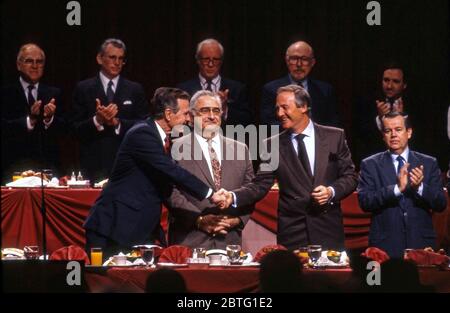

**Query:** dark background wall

left=2, top=0, right=449, bottom=172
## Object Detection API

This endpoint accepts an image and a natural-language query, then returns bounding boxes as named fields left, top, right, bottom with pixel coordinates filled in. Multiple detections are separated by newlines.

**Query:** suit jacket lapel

left=95, top=74, right=108, bottom=103
left=313, top=124, right=328, bottom=186
left=382, top=151, right=398, bottom=183
left=407, top=150, right=420, bottom=170
left=190, top=134, right=216, bottom=188
left=219, top=136, right=234, bottom=187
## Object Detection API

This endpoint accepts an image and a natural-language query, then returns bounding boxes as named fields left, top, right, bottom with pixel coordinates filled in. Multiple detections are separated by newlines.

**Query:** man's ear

left=164, top=108, right=172, bottom=121
left=96, top=53, right=103, bottom=66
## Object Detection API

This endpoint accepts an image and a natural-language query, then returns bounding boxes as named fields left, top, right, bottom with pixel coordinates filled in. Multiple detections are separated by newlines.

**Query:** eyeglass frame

left=286, top=55, right=315, bottom=65
left=193, top=106, right=223, bottom=115
left=102, top=54, right=126, bottom=64
left=20, top=58, right=45, bottom=67
left=197, top=57, right=222, bottom=65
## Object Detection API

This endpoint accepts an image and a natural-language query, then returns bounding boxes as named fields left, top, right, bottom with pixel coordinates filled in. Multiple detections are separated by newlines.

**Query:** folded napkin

left=361, top=247, right=390, bottom=264
left=49, top=245, right=90, bottom=264
left=405, top=249, right=450, bottom=267
left=159, top=245, right=192, bottom=264
left=254, top=244, right=287, bottom=262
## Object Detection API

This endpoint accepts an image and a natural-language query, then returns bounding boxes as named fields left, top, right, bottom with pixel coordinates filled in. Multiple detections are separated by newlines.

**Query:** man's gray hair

left=98, top=38, right=127, bottom=55
left=17, top=43, right=45, bottom=62
left=277, top=84, right=312, bottom=112
left=195, top=38, right=224, bottom=59
left=189, top=90, right=222, bottom=111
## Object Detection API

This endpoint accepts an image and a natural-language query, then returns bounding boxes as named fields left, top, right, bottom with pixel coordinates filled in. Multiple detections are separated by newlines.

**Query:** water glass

left=307, top=245, right=322, bottom=264
left=193, top=247, right=206, bottom=259
left=24, top=245, right=39, bottom=260
left=140, top=247, right=154, bottom=267
left=226, top=244, right=242, bottom=264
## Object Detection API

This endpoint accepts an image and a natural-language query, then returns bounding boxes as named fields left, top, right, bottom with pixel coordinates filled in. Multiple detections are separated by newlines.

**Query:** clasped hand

left=95, top=98, right=119, bottom=126
left=210, top=188, right=233, bottom=209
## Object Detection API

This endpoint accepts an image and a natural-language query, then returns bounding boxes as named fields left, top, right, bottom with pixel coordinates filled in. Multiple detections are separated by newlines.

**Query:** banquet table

left=1, top=187, right=449, bottom=254
left=84, top=265, right=450, bottom=293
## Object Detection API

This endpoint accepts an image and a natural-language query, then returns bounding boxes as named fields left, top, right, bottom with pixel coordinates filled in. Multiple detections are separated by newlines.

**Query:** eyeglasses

left=103, top=55, right=126, bottom=63
left=20, top=58, right=45, bottom=67
left=198, top=57, right=222, bottom=65
left=287, top=56, right=314, bottom=65
left=195, top=107, right=222, bottom=115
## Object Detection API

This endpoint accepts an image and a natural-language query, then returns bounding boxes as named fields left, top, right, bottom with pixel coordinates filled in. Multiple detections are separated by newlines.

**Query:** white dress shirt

left=199, top=74, right=221, bottom=92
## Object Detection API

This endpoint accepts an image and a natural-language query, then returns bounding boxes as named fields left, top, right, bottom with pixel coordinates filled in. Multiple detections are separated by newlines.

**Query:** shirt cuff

left=43, top=116, right=54, bottom=129
left=26, top=116, right=35, bottom=130
left=376, top=116, right=382, bottom=131
left=205, top=188, right=213, bottom=199
left=93, top=116, right=104, bottom=131
left=417, top=183, right=424, bottom=196
left=231, top=192, right=237, bottom=208
left=114, top=121, right=121, bottom=135
left=394, top=184, right=402, bottom=197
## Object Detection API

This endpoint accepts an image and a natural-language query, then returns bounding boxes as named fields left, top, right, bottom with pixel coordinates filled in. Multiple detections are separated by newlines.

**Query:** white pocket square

left=123, top=100, right=133, bottom=105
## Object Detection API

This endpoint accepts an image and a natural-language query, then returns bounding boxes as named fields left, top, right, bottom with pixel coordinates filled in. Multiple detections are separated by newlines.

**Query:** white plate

left=205, top=249, right=227, bottom=256
left=157, top=262, right=188, bottom=267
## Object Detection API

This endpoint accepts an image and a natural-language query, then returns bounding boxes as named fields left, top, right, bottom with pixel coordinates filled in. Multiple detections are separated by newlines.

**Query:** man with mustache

left=260, top=41, right=339, bottom=128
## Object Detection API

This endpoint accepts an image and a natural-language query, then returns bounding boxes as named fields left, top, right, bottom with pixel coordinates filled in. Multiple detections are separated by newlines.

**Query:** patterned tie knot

left=28, top=84, right=35, bottom=91
left=206, top=80, right=213, bottom=91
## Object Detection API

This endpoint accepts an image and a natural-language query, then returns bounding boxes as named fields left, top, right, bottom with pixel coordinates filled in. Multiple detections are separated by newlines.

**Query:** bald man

left=260, top=41, right=339, bottom=128
left=1, top=43, right=65, bottom=183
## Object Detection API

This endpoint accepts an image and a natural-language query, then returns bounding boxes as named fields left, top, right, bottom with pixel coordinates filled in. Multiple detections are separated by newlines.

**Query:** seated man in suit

left=260, top=41, right=339, bottom=128
left=1, top=43, right=65, bottom=183
left=230, top=85, right=357, bottom=251
left=166, top=90, right=255, bottom=249
left=70, top=38, right=148, bottom=183
left=357, top=112, right=447, bottom=258
left=177, top=38, right=253, bottom=131
left=84, top=87, right=226, bottom=257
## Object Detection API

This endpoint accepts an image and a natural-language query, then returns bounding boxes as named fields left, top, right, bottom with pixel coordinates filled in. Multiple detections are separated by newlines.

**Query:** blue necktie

left=106, top=80, right=114, bottom=103
left=397, top=155, right=404, bottom=174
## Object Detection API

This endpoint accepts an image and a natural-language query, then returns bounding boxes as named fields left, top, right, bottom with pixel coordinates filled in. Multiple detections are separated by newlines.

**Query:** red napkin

left=405, top=249, right=450, bottom=267
left=158, top=245, right=192, bottom=264
left=361, top=247, right=390, bottom=264
left=254, top=244, right=287, bottom=262
left=49, top=245, right=91, bottom=265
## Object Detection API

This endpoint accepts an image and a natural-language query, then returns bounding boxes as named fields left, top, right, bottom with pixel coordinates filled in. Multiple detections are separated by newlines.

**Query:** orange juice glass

left=90, top=247, right=103, bottom=266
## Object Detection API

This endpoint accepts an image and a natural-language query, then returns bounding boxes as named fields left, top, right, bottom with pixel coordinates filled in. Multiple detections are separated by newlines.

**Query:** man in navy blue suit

left=260, top=41, right=339, bottom=128
left=358, top=112, right=447, bottom=258
left=177, top=38, right=253, bottom=130
left=84, top=87, right=226, bottom=256
left=1, top=43, right=65, bottom=183
left=70, top=38, right=148, bottom=183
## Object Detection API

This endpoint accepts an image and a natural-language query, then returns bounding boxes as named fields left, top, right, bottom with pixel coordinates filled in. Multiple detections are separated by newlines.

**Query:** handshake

left=209, top=188, right=234, bottom=209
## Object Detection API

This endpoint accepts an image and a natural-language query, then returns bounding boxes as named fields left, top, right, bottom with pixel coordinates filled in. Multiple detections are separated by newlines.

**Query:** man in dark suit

left=231, top=85, right=357, bottom=251
left=84, top=88, right=226, bottom=256
left=353, top=62, right=415, bottom=164
left=70, top=38, right=148, bottom=183
left=177, top=38, right=253, bottom=130
left=1, top=43, right=65, bottom=183
left=166, top=90, right=255, bottom=249
left=357, top=112, right=447, bottom=258
left=260, top=41, right=339, bottom=128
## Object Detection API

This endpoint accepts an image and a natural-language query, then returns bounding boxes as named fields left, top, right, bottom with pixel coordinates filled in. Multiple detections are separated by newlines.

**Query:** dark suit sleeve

left=357, top=159, right=398, bottom=213
left=117, top=83, right=148, bottom=135
left=70, top=83, right=100, bottom=138
left=329, top=131, right=358, bottom=201
left=412, top=158, right=447, bottom=212
left=126, top=126, right=210, bottom=200
left=260, top=84, right=278, bottom=125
